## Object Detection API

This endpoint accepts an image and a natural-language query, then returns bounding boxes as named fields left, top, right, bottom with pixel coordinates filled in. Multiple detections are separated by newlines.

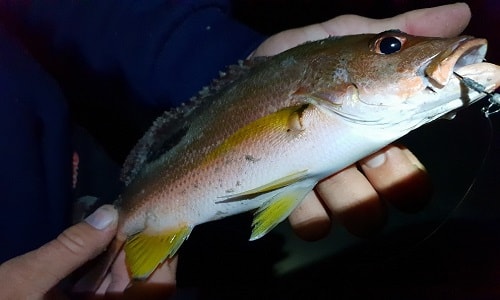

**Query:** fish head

left=297, top=30, right=500, bottom=134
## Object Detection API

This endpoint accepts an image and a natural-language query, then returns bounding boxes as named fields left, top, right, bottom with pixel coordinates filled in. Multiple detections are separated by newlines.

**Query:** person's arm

left=0, top=23, right=73, bottom=263
left=0, top=0, right=265, bottom=107
left=0, top=0, right=268, bottom=163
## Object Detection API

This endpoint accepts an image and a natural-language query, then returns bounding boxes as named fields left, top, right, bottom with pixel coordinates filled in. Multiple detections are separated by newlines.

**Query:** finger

left=146, top=256, right=177, bottom=285
left=95, top=273, right=112, bottom=295
left=38, top=205, right=118, bottom=291
left=122, top=257, right=178, bottom=299
left=360, top=145, right=432, bottom=212
left=321, top=3, right=471, bottom=37
left=103, top=253, right=177, bottom=298
left=288, top=191, right=331, bottom=241
left=0, top=205, right=117, bottom=297
left=315, top=165, right=386, bottom=237
left=104, top=250, right=129, bottom=293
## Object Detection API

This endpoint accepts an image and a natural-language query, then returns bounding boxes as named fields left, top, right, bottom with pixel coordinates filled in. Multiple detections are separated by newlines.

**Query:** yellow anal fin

left=124, top=225, right=192, bottom=279
left=250, top=182, right=314, bottom=241
left=218, top=170, right=308, bottom=203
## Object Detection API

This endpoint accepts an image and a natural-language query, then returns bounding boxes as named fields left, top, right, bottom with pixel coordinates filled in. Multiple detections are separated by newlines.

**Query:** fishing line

left=368, top=73, right=499, bottom=265
left=365, top=112, right=496, bottom=280
left=453, top=71, right=500, bottom=117
left=409, top=73, right=500, bottom=248
left=411, top=115, right=494, bottom=248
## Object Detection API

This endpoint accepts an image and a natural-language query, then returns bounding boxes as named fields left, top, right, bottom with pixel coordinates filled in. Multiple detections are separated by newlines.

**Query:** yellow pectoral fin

left=217, top=170, right=309, bottom=203
left=203, top=105, right=309, bottom=166
left=124, top=225, right=192, bottom=279
left=250, top=182, right=315, bottom=241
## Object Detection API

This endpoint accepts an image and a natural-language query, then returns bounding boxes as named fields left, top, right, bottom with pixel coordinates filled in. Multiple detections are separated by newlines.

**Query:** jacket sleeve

left=0, top=25, right=72, bottom=261
left=0, top=0, right=266, bottom=107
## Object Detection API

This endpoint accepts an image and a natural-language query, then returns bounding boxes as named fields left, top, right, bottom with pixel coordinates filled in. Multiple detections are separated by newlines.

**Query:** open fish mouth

left=425, top=37, right=488, bottom=88
left=410, top=37, right=500, bottom=127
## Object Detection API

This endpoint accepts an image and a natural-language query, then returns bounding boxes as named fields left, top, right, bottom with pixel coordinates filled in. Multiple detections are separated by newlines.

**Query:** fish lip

left=424, top=36, right=488, bottom=88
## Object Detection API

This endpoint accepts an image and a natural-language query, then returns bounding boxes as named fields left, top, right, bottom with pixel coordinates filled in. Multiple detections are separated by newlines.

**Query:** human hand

left=0, top=205, right=176, bottom=299
left=252, top=3, right=472, bottom=240
left=0, top=205, right=118, bottom=299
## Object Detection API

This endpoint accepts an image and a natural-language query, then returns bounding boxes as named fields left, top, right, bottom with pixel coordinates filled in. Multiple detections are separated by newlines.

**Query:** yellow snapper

left=113, top=30, right=500, bottom=279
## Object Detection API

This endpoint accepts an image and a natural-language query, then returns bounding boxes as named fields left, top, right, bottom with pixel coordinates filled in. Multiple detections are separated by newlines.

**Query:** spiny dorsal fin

left=120, top=56, right=271, bottom=185
left=209, top=57, right=269, bottom=93
left=120, top=109, right=187, bottom=185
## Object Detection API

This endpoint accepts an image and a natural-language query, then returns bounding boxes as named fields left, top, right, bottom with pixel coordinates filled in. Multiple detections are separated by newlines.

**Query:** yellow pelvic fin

left=218, top=170, right=308, bottom=203
left=124, top=224, right=192, bottom=279
left=250, top=182, right=314, bottom=241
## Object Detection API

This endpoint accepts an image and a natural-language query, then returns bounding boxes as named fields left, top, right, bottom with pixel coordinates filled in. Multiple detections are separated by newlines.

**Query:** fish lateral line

left=453, top=71, right=500, bottom=117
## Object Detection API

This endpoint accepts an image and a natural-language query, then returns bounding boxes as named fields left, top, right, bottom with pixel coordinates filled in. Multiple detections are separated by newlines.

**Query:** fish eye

left=376, top=36, right=404, bottom=55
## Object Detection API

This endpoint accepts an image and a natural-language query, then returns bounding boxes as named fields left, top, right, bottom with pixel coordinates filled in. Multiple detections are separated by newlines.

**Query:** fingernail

left=85, top=205, right=117, bottom=230
left=363, top=152, right=386, bottom=168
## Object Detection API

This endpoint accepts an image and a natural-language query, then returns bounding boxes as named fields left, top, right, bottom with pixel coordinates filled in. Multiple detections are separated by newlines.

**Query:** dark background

left=172, top=1, right=500, bottom=299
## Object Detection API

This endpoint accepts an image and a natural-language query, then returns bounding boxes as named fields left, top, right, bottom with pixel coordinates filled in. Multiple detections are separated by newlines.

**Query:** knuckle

left=56, top=228, right=88, bottom=256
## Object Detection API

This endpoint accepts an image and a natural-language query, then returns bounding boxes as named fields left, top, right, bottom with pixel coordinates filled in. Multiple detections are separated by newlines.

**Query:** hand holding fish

left=0, top=205, right=177, bottom=299
left=0, top=206, right=119, bottom=299
left=253, top=2, right=472, bottom=240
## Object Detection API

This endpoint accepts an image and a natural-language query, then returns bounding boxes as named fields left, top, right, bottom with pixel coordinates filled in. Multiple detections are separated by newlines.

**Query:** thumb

left=1, top=205, right=118, bottom=297
left=321, top=2, right=471, bottom=37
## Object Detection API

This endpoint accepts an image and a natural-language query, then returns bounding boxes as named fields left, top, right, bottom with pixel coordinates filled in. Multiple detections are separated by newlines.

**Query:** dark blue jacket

left=0, top=0, right=264, bottom=262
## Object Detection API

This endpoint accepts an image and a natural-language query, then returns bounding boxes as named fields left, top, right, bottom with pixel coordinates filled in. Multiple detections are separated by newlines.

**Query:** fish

left=111, top=30, right=500, bottom=280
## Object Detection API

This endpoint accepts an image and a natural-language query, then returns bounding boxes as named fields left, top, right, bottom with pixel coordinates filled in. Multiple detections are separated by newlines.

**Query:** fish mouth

left=425, top=37, right=487, bottom=88
left=408, top=37, right=500, bottom=129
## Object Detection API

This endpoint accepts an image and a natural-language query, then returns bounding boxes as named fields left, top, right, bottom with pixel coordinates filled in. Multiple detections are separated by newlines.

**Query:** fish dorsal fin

left=120, top=57, right=271, bottom=185
left=120, top=109, right=188, bottom=185
left=250, top=181, right=316, bottom=241
left=210, top=57, right=270, bottom=92
left=124, top=225, right=193, bottom=279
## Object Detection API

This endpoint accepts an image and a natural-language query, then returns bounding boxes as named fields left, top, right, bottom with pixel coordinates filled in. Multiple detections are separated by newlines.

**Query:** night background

left=170, top=1, right=500, bottom=299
